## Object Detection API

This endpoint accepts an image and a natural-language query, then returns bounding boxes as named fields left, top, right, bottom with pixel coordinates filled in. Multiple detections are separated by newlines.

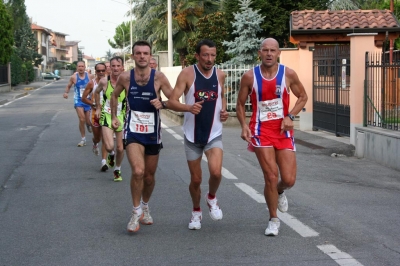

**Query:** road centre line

left=317, top=245, right=364, bottom=266
left=278, top=212, right=319, bottom=237
left=235, top=183, right=266, bottom=203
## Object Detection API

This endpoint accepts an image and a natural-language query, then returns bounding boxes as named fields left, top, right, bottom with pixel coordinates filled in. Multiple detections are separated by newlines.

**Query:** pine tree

left=222, top=0, right=265, bottom=65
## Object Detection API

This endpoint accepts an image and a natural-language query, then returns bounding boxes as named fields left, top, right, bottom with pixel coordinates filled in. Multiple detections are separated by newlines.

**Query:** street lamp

left=102, top=21, right=126, bottom=65
left=111, top=0, right=133, bottom=52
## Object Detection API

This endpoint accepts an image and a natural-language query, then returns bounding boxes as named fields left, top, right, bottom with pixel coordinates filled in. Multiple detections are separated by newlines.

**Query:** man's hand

left=95, top=108, right=101, bottom=119
left=220, top=109, right=229, bottom=122
left=63, top=92, right=68, bottom=99
left=150, top=98, right=163, bottom=110
left=280, top=116, right=294, bottom=135
left=111, top=117, right=120, bottom=130
left=189, top=100, right=204, bottom=115
left=240, top=125, right=252, bottom=143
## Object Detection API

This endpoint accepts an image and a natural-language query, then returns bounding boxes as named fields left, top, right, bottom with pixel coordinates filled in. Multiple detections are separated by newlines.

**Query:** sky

left=25, top=0, right=131, bottom=58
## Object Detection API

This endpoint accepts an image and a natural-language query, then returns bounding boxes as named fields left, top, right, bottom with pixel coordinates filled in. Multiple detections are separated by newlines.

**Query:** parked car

left=42, top=72, right=60, bottom=80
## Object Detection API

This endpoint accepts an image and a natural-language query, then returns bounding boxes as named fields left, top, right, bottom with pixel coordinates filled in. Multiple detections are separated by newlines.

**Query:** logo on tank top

left=275, top=85, right=281, bottom=96
left=195, top=90, right=218, bottom=101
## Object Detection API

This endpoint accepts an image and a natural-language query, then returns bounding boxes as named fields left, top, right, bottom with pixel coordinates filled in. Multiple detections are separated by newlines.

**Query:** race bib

left=129, top=110, right=155, bottom=134
left=258, top=98, right=284, bottom=121
left=104, top=99, right=122, bottom=116
left=79, top=86, right=85, bottom=97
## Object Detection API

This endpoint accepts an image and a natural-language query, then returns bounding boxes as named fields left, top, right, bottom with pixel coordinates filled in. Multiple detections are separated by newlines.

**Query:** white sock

left=82, top=137, right=86, bottom=141
left=110, top=151, right=115, bottom=156
left=133, top=205, right=142, bottom=215
left=141, top=201, right=148, bottom=209
left=101, top=159, right=106, bottom=165
left=114, top=166, right=121, bottom=171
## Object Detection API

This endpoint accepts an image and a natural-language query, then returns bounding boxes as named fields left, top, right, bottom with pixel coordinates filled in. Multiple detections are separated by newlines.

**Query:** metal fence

left=365, top=51, right=400, bottom=131
left=0, top=65, right=8, bottom=84
left=217, top=64, right=254, bottom=112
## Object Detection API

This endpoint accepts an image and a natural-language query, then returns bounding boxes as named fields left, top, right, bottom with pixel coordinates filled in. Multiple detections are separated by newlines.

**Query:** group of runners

left=63, top=38, right=307, bottom=237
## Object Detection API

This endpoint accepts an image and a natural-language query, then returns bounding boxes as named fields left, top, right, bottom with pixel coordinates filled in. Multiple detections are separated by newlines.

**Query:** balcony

left=59, top=55, right=70, bottom=62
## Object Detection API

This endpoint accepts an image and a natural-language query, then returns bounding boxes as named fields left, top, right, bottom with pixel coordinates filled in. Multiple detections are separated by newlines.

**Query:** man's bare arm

left=94, top=77, right=107, bottom=108
left=158, top=72, right=173, bottom=99
left=111, top=73, right=128, bottom=120
left=166, top=67, right=204, bottom=114
left=82, top=81, right=94, bottom=106
left=63, top=75, right=75, bottom=99
left=285, top=67, right=308, bottom=116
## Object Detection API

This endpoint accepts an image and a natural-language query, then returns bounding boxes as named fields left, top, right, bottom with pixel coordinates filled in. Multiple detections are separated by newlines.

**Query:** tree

left=104, top=49, right=113, bottom=61
left=0, top=0, right=14, bottom=65
left=185, top=12, right=230, bottom=66
left=221, top=0, right=330, bottom=47
left=5, top=0, right=42, bottom=84
left=131, top=0, right=222, bottom=65
left=108, top=21, right=130, bottom=51
left=223, top=0, right=264, bottom=65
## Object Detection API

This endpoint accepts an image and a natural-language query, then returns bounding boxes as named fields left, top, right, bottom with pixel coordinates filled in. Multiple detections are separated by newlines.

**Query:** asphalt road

left=0, top=80, right=399, bottom=266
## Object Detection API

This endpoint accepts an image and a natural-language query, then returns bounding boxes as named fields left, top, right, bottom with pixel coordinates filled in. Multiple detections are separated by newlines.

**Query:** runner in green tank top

left=94, top=56, right=126, bottom=182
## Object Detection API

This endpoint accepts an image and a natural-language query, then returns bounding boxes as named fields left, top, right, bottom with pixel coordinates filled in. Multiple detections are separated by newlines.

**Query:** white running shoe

left=278, top=192, right=288, bottom=213
left=265, top=218, right=280, bottom=236
left=127, top=211, right=143, bottom=233
left=92, top=144, right=99, bottom=156
left=205, top=193, right=223, bottom=221
left=140, top=206, right=153, bottom=225
left=77, top=140, right=86, bottom=147
left=188, top=211, right=202, bottom=230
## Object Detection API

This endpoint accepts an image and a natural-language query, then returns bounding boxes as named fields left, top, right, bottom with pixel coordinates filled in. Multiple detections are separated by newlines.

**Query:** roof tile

left=291, top=9, right=400, bottom=32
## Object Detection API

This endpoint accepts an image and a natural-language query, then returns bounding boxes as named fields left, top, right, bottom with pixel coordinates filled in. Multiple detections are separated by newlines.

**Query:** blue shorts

left=74, top=102, right=91, bottom=112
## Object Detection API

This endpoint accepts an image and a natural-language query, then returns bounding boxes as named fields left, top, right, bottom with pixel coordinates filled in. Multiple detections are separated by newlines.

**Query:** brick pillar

left=348, top=33, right=377, bottom=145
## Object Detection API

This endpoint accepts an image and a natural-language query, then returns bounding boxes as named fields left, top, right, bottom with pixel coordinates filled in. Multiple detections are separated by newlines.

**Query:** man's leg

left=112, top=131, right=124, bottom=181
left=75, top=107, right=86, bottom=138
left=204, top=147, right=223, bottom=195
left=276, top=150, right=297, bottom=192
left=101, top=126, right=115, bottom=153
left=140, top=153, right=160, bottom=225
left=187, top=157, right=203, bottom=209
left=254, top=147, right=279, bottom=219
left=126, top=142, right=145, bottom=232
left=114, top=131, right=124, bottom=168
left=142, top=154, right=160, bottom=203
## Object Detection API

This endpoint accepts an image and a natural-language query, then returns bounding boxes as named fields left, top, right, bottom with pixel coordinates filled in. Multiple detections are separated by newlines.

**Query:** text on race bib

left=129, top=110, right=155, bottom=134
left=104, top=99, right=122, bottom=116
left=258, top=98, right=284, bottom=121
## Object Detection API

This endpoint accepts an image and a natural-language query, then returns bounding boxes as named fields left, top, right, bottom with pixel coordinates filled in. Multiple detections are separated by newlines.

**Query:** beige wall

left=280, top=44, right=314, bottom=130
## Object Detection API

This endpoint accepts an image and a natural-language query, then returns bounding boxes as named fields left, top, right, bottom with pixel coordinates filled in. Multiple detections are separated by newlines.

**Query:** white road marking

left=317, top=245, right=363, bottom=266
left=235, top=183, right=266, bottom=203
left=278, top=212, right=319, bottom=237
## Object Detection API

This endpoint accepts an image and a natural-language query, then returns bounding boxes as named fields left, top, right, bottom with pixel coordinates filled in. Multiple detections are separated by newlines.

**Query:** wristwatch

left=287, top=114, right=295, bottom=121
left=92, top=102, right=96, bottom=107
left=161, top=101, right=167, bottom=109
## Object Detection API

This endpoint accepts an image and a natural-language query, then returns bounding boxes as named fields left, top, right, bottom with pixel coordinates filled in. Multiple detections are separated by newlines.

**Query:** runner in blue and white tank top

left=183, top=64, right=223, bottom=145
left=166, top=39, right=229, bottom=230
left=124, top=68, right=161, bottom=145
left=110, top=40, right=173, bottom=233
left=63, top=61, right=93, bottom=147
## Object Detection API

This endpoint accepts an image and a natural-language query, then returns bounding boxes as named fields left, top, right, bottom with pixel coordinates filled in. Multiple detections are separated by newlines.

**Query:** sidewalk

left=0, top=80, right=50, bottom=105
